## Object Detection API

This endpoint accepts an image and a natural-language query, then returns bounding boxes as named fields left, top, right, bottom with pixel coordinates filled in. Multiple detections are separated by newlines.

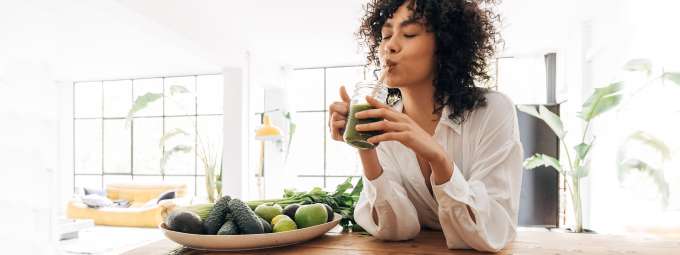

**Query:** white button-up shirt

left=354, top=91, right=524, bottom=252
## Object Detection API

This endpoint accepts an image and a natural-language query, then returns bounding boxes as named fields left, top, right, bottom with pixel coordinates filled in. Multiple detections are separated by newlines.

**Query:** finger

left=329, top=102, right=349, bottom=115
left=367, top=131, right=407, bottom=144
left=331, top=119, right=346, bottom=129
left=340, top=85, right=351, bottom=103
left=354, top=108, right=402, bottom=122
left=331, top=128, right=345, bottom=141
left=365, top=96, right=390, bottom=109
left=331, top=112, right=346, bottom=121
left=331, top=130, right=344, bottom=141
left=355, top=120, right=408, bottom=132
left=331, top=123, right=345, bottom=141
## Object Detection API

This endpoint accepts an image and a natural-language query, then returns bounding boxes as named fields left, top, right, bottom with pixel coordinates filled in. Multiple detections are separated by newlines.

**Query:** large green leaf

left=579, top=82, right=624, bottom=121
left=538, top=105, right=565, bottom=139
left=160, top=145, right=193, bottom=173
left=159, top=128, right=190, bottom=148
left=623, top=58, right=652, bottom=75
left=126, top=92, right=162, bottom=126
left=517, top=105, right=566, bottom=139
left=618, top=158, right=670, bottom=208
left=628, top=131, right=671, bottom=160
left=524, top=153, right=565, bottom=174
left=516, top=105, right=540, bottom=119
left=574, top=143, right=592, bottom=161
left=663, top=72, right=680, bottom=86
left=168, top=85, right=190, bottom=95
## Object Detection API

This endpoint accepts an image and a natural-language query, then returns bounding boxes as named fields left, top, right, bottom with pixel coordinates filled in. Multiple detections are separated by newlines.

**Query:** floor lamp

left=254, top=112, right=283, bottom=199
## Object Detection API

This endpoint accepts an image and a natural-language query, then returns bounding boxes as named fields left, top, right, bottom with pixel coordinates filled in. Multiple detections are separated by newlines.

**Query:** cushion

left=156, top=190, right=176, bottom=204
left=81, top=194, right=113, bottom=208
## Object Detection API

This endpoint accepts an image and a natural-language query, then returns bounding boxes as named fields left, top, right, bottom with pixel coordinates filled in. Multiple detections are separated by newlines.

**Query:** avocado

left=166, top=210, right=204, bottom=234
left=259, top=217, right=272, bottom=233
left=323, top=203, right=334, bottom=222
left=282, top=204, right=300, bottom=219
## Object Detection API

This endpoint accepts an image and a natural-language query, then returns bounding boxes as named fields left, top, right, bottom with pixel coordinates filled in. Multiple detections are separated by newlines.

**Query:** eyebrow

left=382, top=17, right=422, bottom=29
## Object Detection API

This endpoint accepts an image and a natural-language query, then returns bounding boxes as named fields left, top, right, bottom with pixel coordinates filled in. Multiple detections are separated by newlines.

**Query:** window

left=73, top=74, right=223, bottom=196
left=287, top=65, right=369, bottom=190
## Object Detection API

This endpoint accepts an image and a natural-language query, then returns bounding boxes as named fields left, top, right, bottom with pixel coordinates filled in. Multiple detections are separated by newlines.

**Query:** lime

left=271, top=214, right=291, bottom=225
left=254, top=204, right=282, bottom=223
left=273, top=218, right=297, bottom=233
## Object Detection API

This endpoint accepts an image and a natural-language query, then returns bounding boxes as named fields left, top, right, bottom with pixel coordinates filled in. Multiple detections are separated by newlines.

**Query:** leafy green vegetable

left=247, top=177, right=364, bottom=232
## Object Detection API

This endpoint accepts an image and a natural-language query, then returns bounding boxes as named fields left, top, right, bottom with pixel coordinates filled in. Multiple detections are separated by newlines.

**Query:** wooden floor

left=124, top=227, right=680, bottom=255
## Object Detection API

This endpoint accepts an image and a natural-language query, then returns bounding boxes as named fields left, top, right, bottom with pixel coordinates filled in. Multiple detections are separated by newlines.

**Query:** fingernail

left=355, top=124, right=363, bottom=130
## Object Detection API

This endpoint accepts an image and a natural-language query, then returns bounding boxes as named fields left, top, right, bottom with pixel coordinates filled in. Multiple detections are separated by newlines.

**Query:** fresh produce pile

left=164, top=177, right=364, bottom=235
left=246, top=177, right=364, bottom=232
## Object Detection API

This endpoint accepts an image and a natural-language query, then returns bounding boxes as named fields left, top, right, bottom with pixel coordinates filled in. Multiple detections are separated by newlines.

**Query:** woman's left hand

left=355, top=96, right=446, bottom=163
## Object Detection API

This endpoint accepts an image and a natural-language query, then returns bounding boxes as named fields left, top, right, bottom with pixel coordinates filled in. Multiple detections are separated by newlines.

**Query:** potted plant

left=518, top=82, right=623, bottom=233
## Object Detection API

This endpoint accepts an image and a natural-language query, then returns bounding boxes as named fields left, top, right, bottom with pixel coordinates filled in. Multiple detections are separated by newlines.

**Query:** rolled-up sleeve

left=432, top=94, right=524, bottom=252
left=354, top=143, right=421, bottom=241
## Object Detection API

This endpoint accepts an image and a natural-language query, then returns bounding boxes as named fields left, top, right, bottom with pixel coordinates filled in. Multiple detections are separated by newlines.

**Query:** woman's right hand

left=328, top=86, right=351, bottom=142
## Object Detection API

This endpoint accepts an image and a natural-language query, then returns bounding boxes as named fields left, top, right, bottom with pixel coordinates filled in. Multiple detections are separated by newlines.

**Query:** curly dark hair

left=358, top=0, right=501, bottom=124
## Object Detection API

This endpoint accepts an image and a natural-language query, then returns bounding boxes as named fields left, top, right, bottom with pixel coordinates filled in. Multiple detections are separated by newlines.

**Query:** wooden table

left=124, top=228, right=680, bottom=255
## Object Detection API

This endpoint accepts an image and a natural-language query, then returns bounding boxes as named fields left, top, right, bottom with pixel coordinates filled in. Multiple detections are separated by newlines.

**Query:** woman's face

left=379, top=2, right=436, bottom=89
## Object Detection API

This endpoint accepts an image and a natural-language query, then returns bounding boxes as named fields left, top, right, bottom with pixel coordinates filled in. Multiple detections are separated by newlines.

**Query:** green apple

left=294, top=203, right=328, bottom=228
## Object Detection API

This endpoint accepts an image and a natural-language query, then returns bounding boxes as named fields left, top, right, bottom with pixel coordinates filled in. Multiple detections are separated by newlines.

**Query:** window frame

left=72, top=73, right=223, bottom=196
left=287, top=65, right=369, bottom=188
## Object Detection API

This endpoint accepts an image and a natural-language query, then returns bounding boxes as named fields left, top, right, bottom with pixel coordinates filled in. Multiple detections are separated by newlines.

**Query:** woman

left=328, top=0, right=522, bottom=252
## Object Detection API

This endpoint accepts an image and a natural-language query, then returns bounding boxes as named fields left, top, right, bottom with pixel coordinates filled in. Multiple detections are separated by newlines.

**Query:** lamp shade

left=255, top=114, right=283, bottom=141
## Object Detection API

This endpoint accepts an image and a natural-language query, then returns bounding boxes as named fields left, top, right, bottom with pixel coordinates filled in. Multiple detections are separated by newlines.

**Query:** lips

left=384, top=60, right=397, bottom=71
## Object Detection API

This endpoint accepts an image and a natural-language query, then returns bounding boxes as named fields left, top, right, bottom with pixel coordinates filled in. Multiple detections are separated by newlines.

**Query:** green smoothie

left=343, top=103, right=383, bottom=149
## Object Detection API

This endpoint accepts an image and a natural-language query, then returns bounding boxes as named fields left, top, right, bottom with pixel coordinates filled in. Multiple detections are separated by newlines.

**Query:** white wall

left=0, top=61, right=62, bottom=253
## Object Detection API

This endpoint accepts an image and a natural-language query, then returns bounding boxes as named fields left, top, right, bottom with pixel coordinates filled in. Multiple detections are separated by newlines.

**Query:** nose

left=382, top=36, right=401, bottom=57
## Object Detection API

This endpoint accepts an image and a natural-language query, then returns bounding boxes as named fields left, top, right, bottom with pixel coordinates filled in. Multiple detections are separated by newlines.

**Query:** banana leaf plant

left=517, top=82, right=623, bottom=233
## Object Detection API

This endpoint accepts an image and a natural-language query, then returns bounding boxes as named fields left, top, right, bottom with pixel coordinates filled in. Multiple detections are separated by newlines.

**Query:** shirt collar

left=391, top=100, right=461, bottom=134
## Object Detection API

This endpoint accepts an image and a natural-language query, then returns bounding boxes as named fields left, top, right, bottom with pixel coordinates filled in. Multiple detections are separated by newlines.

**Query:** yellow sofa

left=67, top=183, right=187, bottom=228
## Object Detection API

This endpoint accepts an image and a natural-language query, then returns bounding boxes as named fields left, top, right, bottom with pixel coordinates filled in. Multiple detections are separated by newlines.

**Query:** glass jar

left=343, top=80, right=388, bottom=150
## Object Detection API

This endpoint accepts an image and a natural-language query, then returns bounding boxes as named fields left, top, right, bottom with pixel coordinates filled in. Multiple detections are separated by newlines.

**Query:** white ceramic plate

left=159, top=213, right=342, bottom=251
